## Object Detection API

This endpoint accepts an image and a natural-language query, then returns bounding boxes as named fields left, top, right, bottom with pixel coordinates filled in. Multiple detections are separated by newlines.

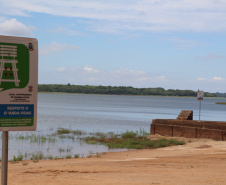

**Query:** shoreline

left=5, top=136, right=226, bottom=185
left=38, top=92, right=226, bottom=99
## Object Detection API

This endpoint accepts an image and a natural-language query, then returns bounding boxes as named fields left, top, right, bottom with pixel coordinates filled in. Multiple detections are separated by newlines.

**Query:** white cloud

left=197, top=77, right=225, bottom=81
left=212, top=77, right=223, bottom=81
left=165, top=36, right=209, bottom=49
left=0, top=18, right=34, bottom=36
left=57, top=67, right=66, bottom=72
left=64, top=66, right=168, bottom=87
left=197, top=78, right=205, bottom=81
left=40, top=42, right=80, bottom=55
left=84, top=65, right=99, bottom=73
left=112, top=68, right=145, bottom=76
left=194, top=76, right=226, bottom=92
left=2, top=0, right=226, bottom=33
left=195, top=53, right=224, bottom=60
left=53, top=27, right=86, bottom=36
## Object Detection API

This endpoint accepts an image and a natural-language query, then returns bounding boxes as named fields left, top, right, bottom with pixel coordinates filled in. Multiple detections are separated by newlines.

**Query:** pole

left=1, top=131, right=8, bottom=185
left=199, top=100, right=201, bottom=121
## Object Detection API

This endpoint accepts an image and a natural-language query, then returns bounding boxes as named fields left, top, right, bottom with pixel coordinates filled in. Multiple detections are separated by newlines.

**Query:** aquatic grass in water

left=121, top=131, right=137, bottom=138
left=83, top=130, right=185, bottom=149
left=14, top=133, right=56, bottom=143
left=57, top=128, right=71, bottom=135
left=121, top=129, right=149, bottom=139
left=56, top=128, right=86, bottom=135
left=7, top=128, right=184, bottom=161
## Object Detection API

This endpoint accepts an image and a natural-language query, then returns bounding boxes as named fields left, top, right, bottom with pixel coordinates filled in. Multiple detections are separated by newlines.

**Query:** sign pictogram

left=0, top=35, right=38, bottom=131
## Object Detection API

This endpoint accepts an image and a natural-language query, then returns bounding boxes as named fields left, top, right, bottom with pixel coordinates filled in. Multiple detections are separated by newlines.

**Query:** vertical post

left=1, top=131, right=8, bottom=185
left=199, top=100, right=201, bottom=121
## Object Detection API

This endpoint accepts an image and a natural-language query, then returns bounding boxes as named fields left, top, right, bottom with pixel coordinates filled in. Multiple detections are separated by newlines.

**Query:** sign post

left=197, top=89, right=204, bottom=121
left=0, top=35, right=38, bottom=185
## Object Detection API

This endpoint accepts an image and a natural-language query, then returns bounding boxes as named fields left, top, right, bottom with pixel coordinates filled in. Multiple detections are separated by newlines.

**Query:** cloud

left=165, top=36, right=209, bottom=49
left=194, top=76, right=226, bottom=92
left=0, top=18, right=34, bottom=36
left=83, top=65, right=99, bottom=73
left=57, top=67, right=66, bottom=72
left=195, top=53, right=224, bottom=60
left=197, top=77, right=225, bottom=82
left=40, top=42, right=80, bottom=55
left=64, top=66, right=168, bottom=87
left=53, top=27, right=86, bottom=36
left=2, top=1, right=226, bottom=33
left=112, top=68, right=145, bottom=76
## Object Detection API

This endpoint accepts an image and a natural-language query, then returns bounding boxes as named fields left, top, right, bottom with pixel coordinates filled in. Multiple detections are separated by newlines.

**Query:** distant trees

left=38, top=84, right=221, bottom=97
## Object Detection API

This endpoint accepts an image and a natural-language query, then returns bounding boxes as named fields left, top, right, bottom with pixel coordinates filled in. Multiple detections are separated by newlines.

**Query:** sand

left=3, top=136, right=226, bottom=185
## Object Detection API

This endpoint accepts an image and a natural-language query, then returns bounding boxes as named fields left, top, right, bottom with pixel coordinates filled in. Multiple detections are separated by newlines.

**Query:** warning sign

left=0, top=35, right=38, bottom=131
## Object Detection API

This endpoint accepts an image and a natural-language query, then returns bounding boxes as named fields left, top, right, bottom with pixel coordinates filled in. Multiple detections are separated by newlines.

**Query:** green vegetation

left=74, top=154, right=80, bottom=158
left=57, top=128, right=71, bottom=134
left=65, top=155, right=72, bottom=159
left=56, top=128, right=86, bottom=135
left=9, top=129, right=185, bottom=161
left=216, top=102, right=226, bottom=105
left=30, top=151, right=44, bottom=162
left=84, top=130, right=185, bottom=149
left=38, top=84, right=221, bottom=97
left=15, top=133, right=56, bottom=143
left=13, top=152, right=23, bottom=161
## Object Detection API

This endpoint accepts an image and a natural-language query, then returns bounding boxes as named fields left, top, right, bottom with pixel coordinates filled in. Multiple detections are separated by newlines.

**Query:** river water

left=4, top=93, right=226, bottom=160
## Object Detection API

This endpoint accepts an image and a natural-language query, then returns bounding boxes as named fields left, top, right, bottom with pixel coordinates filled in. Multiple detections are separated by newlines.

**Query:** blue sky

left=0, top=0, right=226, bottom=92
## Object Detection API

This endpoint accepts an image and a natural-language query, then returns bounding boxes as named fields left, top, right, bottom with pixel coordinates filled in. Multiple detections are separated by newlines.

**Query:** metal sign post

left=1, top=131, right=8, bottom=185
left=0, top=35, right=38, bottom=185
left=197, top=89, right=204, bottom=121
left=199, top=99, right=201, bottom=121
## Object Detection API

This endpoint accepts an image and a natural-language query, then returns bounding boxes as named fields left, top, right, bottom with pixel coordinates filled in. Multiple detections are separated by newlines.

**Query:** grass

left=9, top=129, right=185, bottom=161
left=216, top=102, right=226, bottom=105
left=30, top=151, right=44, bottom=162
left=84, top=130, right=185, bottom=150
left=22, top=161, right=29, bottom=166
left=74, top=154, right=80, bottom=158
left=56, top=128, right=86, bottom=135
left=15, top=133, right=56, bottom=143
left=13, top=153, right=23, bottom=161
left=65, top=155, right=72, bottom=159
left=57, top=128, right=71, bottom=135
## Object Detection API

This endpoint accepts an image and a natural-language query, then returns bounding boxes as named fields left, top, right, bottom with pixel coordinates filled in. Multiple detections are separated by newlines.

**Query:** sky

left=0, top=0, right=226, bottom=93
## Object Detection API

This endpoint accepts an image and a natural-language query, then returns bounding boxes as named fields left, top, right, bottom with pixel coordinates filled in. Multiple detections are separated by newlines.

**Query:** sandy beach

left=3, top=136, right=226, bottom=185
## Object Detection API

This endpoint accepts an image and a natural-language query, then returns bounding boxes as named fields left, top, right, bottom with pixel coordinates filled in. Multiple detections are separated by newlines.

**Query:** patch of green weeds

left=71, top=130, right=86, bottom=135
left=31, top=151, right=44, bottom=162
left=57, top=128, right=71, bottom=135
left=15, top=133, right=56, bottom=144
left=74, top=154, right=80, bottom=158
left=65, top=155, right=71, bottom=159
left=121, top=131, right=137, bottom=138
left=47, top=155, right=54, bottom=160
left=84, top=130, right=185, bottom=150
left=96, top=152, right=101, bottom=158
left=22, top=161, right=29, bottom=166
left=56, top=128, right=86, bottom=136
left=13, top=151, right=23, bottom=161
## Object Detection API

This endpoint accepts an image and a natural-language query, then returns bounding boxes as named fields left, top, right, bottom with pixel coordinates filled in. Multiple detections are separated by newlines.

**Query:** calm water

left=4, top=93, right=226, bottom=160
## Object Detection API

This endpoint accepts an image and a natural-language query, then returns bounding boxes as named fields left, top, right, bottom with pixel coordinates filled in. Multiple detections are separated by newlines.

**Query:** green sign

left=0, top=43, right=30, bottom=92
left=0, top=36, right=38, bottom=131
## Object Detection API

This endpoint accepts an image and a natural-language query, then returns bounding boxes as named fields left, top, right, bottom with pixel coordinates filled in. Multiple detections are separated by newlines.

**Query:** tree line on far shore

left=38, top=84, right=226, bottom=97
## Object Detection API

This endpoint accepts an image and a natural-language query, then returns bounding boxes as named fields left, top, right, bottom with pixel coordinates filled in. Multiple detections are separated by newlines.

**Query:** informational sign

left=197, top=90, right=204, bottom=100
left=0, top=35, right=38, bottom=131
